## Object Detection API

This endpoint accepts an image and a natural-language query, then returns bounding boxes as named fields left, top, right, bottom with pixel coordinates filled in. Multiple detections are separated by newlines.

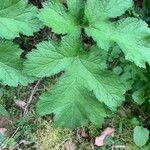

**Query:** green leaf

left=0, top=0, right=42, bottom=39
left=133, top=126, right=149, bottom=147
left=38, top=0, right=80, bottom=34
left=140, top=143, right=150, bottom=150
left=67, top=0, right=85, bottom=23
left=85, top=0, right=133, bottom=22
left=77, top=48, right=126, bottom=110
left=81, top=70, right=126, bottom=110
left=132, top=88, right=145, bottom=105
left=115, top=18, right=150, bottom=67
left=0, top=41, right=35, bottom=86
left=85, top=0, right=150, bottom=67
left=24, top=33, right=81, bottom=77
left=0, top=104, right=9, bottom=117
left=25, top=34, right=127, bottom=127
left=144, top=0, right=150, bottom=10
left=37, top=71, right=107, bottom=129
left=131, top=118, right=140, bottom=126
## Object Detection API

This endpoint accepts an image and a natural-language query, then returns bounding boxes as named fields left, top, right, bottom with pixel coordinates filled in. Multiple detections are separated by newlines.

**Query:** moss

left=32, top=121, right=72, bottom=150
left=85, top=124, right=100, bottom=138
left=109, top=115, right=140, bottom=150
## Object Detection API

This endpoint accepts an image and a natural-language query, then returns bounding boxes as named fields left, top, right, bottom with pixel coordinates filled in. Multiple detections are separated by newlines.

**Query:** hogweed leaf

left=24, top=33, right=81, bottom=77
left=0, top=41, right=35, bottom=86
left=85, top=0, right=133, bottom=22
left=67, top=0, right=85, bottom=23
left=37, top=71, right=107, bottom=129
left=85, top=0, right=150, bottom=67
left=38, top=0, right=81, bottom=34
left=25, top=34, right=127, bottom=127
left=0, top=0, right=42, bottom=39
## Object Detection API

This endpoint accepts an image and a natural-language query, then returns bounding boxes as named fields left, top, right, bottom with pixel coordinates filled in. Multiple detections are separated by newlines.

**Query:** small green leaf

left=131, top=117, right=140, bottom=126
left=104, top=136, right=114, bottom=146
left=133, top=126, right=149, bottom=147
left=132, top=89, right=145, bottom=105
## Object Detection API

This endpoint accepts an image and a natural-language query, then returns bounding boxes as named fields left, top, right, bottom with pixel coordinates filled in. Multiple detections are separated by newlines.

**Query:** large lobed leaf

left=38, top=0, right=80, bottom=34
left=0, top=0, right=42, bottom=39
left=0, top=41, right=35, bottom=86
left=37, top=71, right=107, bottom=129
left=85, top=0, right=133, bottom=22
left=25, top=34, right=127, bottom=128
left=24, top=0, right=150, bottom=128
left=38, top=0, right=150, bottom=67
left=85, top=0, right=150, bottom=67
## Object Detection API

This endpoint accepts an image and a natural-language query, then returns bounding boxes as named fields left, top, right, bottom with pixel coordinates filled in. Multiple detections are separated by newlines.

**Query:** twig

left=114, top=145, right=126, bottom=148
left=23, top=80, right=41, bottom=115
left=55, top=138, right=71, bottom=149
left=90, top=140, right=95, bottom=150
left=10, top=140, right=25, bottom=150
left=112, top=145, right=126, bottom=150
left=9, top=127, right=20, bottom=139
left=8, top=80, right=41, bottom=150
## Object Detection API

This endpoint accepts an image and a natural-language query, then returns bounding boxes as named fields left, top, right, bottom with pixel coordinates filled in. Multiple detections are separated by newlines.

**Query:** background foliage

left=0, top=0, right=149, bottom=149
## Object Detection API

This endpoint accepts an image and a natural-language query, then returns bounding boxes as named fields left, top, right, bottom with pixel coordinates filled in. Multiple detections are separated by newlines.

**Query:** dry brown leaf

left=64, top=141, right=76, bottom=150
left=0, top=117, right=8, bottom=128
left=95, top=127, right=115, bottom=147
left=0, top=128, right=7, bottom=135
left=102, top=127, right=115, bottom=137
left=15, top=100, right=26, bottom=110
left=81, top=130, right=88, bottom=138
